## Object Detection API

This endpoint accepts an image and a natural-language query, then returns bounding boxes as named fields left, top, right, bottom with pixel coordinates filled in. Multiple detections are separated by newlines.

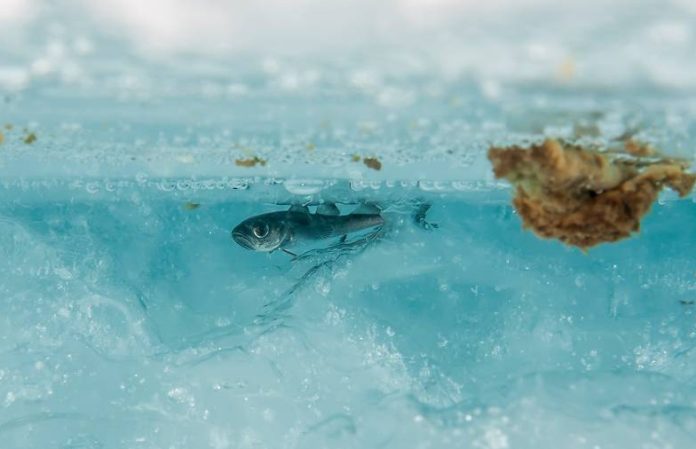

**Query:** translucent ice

left=0, top=186, right=695, bottom=448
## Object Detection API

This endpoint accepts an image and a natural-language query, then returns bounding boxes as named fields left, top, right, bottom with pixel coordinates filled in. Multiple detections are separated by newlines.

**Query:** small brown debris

left=623, top=138, right=655, bottom=157
left=0, top=131, right=4, bottom=145
left=363, top=157, right=382, bottom=171
left=23, top=132, right=37, bottom=144
left=235, top=156, right=266, bottom=167
left=488, top=138, right=695, bottom=250
left=556, top=57, right=576, bottom=82
left=183, top=202, right=200, bottom=211
left=4, top=124, right=12, bottom=130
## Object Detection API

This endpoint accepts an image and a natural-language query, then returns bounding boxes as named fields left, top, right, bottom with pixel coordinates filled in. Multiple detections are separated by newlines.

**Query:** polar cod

left=231, top=203, right=384, bottom=254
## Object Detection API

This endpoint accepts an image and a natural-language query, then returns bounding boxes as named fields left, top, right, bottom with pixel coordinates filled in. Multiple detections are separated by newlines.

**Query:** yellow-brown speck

left=556, top=57, right=576, bottom=82
left=0, top=131, right=4, bottom=145
left=351, top=154, right=361, bottom=162
left=235, top=156, right=266, bottom=167
left=183, top=202, right=201, bottom=211
left=623, top=139, right=655, bottom=157
left=23, top=132, right=37, bottom=144
left=363, top=157, right=382, bottom=171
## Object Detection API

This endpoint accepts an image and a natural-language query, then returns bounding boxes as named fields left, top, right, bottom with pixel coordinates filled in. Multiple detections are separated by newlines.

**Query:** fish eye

left=252, top=223, right=269, bottom=239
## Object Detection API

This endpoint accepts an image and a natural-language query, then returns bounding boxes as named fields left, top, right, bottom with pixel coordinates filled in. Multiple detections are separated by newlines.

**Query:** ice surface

left=2, top=1, right=696, bottom=448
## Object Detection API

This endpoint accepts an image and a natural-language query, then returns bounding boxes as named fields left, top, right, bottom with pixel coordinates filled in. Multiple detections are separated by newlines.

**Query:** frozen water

left=2, top=1, right=696, bottom=448
left=2, top=188, right=696, bottom=449
left=1, top=183, right=695, bottom=449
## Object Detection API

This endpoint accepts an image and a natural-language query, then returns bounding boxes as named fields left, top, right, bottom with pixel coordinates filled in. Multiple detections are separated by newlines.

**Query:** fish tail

left=413, top=202, right=438, bottom=230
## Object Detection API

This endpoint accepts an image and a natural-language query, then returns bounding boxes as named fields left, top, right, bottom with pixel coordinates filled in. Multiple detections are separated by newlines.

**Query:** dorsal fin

left=316, top=203, right=340, bottom=216
left=289, top=204, right=310, bottom=214
left=350, top=203, right=381, bottom=215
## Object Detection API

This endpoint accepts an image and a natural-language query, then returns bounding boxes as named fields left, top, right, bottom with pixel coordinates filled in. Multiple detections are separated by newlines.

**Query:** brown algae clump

left=362, top=157, right=382, bottom=171
left=351, top=154, right=383, bottom=170
left=183, top=202, right=201, bottom=211
left=23, top=131, right=37, bottom=144
left=488, top=139, right=695, bottom=249
left=235, top=156, right=266, bottom=167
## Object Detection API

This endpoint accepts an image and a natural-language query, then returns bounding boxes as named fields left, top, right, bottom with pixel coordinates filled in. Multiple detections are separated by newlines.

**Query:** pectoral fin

left=282, top=248, right=298, bottom=258
left=317, top=203, right=340, bottom=216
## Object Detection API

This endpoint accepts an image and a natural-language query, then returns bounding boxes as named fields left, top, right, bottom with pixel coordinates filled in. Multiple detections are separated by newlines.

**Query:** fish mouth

left=232, top=231, right=256, bottom=250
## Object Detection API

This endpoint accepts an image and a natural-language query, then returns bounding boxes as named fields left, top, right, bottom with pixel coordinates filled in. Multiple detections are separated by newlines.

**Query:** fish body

left=232, top=205, right=384, bottom=252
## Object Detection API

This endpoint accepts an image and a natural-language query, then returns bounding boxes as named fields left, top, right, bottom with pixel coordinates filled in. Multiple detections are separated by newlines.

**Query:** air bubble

left=284, top=179, right=326, bottom=195
left=418, top=180, right=441, bottom=191
left=135, top=173, right=148, bottom=185
left=227, top=178, right=249, bottom=190
left=350, top=180, right=367, bottom=191
left=157, top=181, right=176, bottom=192
left=264, top=177, right=285, bottom=186
left=451, top=181, right=472, bottom=191
left=85, top=182, right=99, bottom=194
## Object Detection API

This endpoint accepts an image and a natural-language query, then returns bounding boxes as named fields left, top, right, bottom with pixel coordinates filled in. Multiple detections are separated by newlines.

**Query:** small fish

left=232, top=203, right=384, bottom=254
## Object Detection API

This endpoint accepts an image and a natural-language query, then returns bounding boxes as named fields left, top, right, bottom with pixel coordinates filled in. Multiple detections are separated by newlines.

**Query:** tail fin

left=413, top=203, right=438, bottom=230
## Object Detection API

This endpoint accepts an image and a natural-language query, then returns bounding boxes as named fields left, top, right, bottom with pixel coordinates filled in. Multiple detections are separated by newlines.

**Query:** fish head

left=232, top=215, right=289, bottom=252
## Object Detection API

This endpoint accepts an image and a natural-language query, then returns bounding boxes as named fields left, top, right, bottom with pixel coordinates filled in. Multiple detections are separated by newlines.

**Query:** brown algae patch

left=362, top=157, right=382, bottom=171
left=0, top=131, right=4, bottom=145
left=23, top=131, right=37, bottom=144
left=622, top=138, right=656, bottom=157
left=183, top=202, right=201, bottom=211
left=350, top=154, right=383, bottom=170
left=488, top=138, right=695, bottom=250
left=235, top=156, right=266, bottom=167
